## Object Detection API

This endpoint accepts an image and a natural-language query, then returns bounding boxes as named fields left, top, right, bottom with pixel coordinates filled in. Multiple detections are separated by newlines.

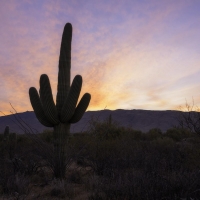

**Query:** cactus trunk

left=53, top=123, right=70, bottom=178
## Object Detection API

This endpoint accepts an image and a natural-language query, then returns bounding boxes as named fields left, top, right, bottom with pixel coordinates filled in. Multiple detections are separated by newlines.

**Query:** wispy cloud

left=0, top=0, right=200, bottom=115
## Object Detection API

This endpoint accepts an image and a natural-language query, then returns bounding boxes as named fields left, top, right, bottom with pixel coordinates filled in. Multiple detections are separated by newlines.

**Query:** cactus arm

left=56, top=23, right=72, bottom=116
left=60, top=75, right=82, bottom=122
left=39, top=74, right=60, bottom=125
left=69, top=93, right=91, bottom=123
left=29, top=87, right=54, bottom=127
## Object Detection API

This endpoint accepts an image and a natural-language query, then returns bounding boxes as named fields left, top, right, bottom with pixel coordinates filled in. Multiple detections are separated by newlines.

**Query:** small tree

left=178, top=100, right=200, bottom=135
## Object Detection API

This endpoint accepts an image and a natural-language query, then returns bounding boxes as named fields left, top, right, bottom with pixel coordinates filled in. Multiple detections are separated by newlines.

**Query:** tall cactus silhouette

left=29, top=23, right=91, bottom=178
left=3, top=126, right=9, bottom=141
left=3, top=125, right=17, bottom=160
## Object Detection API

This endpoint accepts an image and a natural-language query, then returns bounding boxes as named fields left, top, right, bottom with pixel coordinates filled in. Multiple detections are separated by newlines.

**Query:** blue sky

left=0, top=0, right=200, bottom=114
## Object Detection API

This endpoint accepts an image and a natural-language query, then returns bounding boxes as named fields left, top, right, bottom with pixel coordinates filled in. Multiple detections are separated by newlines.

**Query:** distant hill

left=0, top=109, right=183, bottom=134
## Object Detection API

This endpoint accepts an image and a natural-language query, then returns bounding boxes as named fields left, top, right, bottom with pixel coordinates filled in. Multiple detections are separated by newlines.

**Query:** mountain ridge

left=0, top=109, right=182, bottom=134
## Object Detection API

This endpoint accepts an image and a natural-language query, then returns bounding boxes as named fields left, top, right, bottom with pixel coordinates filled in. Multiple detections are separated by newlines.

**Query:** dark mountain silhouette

left=0, top=109, right=182, bottom=134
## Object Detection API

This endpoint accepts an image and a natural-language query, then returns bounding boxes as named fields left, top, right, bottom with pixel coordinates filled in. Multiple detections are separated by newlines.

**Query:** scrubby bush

left=39, top=129, right=54, bottom=143
left=165, top=127, right=192, bottom=141
left=145, top=128, right=162, bottom=140
left=89, top=119, right=125, bottom=140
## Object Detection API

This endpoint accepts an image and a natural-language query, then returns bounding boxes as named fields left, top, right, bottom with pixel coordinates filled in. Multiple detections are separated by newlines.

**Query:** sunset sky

left=0, top=0, right=200, bottom=115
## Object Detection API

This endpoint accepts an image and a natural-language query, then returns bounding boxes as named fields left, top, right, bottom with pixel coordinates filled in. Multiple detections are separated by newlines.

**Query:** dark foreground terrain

left=1, top=118, right=200, bottom=199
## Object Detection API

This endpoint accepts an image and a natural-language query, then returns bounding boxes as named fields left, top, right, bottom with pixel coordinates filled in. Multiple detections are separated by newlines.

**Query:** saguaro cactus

left=29, top=23, right=91, bottom=178
left=3, top=126, right=17, bottom=160
left=3, top=126, right=9, bottom=141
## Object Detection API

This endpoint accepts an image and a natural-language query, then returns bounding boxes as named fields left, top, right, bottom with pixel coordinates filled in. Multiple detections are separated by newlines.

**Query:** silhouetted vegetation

left=1, top=119, right=200, bottom=199
left=178, top=101, right=200, bottom=135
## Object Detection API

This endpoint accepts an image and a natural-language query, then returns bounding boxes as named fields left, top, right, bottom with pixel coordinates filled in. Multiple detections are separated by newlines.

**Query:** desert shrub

left=177, top=141, right=200, bottom=170
left=96, top=168, right=200, bottom=200
left=88, top=116, right=126, bottom=140
left=145, top=128, right=163, bottom=140
left=39, top=129, right=54, bottom=143
left=67, top=170, right=82, bottom=184
left=50, top=179, right=77, bottom=199
left=83, top=134, right=140, bottom=176
left=50, top=180, right=66, bottom=198
left=165, top=127, right=192, bottom=141
left=15, top=134, right=32, bottom=146
left=0, top=134, right=4, bottom=141
left=85, top=139, right=120, bottom=176
left=75, top=124, right=192, bottom=177
left=68, top=133, right=91, bottom=151
left=93, top=122, right=124, bottom=140
left=122, top=129, right=144, bottom=141
left=89, top=193, right=105, bottom=200
left=0, top=153, right=30, bottom=195
left=4, top=173, right=30, bottom=196
left=86, top=135, right=200, bottom=200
